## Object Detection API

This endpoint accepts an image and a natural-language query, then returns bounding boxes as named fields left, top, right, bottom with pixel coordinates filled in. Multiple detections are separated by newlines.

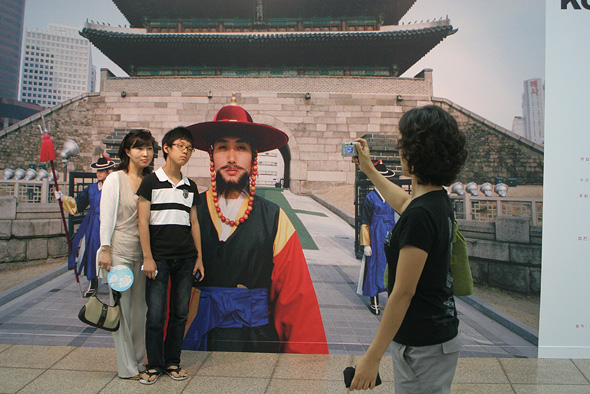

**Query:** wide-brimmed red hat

left=187, top=104, right=288, bottom=153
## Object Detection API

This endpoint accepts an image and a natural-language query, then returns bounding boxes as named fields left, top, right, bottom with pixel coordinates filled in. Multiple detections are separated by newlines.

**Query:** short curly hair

left=397, top=105, right=468, bottom=186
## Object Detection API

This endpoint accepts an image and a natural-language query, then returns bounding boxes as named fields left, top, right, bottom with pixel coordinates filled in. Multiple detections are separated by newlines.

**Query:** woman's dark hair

left=116, top=129, right=156, bottom=176
left=397, top=105, right=468, bottom=186
left=162, top=126, right=194, bottom=160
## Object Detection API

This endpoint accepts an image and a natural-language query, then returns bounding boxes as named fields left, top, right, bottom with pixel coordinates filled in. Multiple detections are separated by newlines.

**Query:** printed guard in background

left=358, top=160, right=398, bottom=314
left=183, top=99, right=328, bottom=354
left=62, top=154, right=114, bottom=297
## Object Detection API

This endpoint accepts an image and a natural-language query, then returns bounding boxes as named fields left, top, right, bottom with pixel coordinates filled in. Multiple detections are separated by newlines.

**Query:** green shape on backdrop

left=256, top=188, right=318, bottom=250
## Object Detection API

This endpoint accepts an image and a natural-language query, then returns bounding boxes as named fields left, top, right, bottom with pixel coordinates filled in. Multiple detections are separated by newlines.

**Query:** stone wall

left=459, top=216, right=542, bottom=295
left=0, top=94, right=104, bottom=174
left=0, top=197, right=68, bottom=265
left=1, top=68, right=544, bottom=194
left=437, top=99, right=544, bottom=186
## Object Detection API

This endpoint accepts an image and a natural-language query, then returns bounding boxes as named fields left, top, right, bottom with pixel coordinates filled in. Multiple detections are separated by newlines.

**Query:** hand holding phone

left=343, top=366, right=382, bottom=389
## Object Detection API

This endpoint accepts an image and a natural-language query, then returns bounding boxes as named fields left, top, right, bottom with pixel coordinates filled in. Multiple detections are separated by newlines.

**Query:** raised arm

left=353, top=138, right=410, bottom=214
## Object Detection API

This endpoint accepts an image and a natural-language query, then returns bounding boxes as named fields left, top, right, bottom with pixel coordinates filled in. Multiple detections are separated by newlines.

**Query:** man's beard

left=216, top=170, right=250, bottom=198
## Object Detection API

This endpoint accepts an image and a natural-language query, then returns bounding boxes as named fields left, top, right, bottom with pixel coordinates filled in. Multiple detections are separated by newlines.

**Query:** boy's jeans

left=145, top=257, right=194, bottom=370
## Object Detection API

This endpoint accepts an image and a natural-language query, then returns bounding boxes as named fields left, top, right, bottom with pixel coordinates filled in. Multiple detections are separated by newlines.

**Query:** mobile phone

left=341, top=142, right=358, bottom=157
left=140, top=265, right=158, bottom=277
left=343, top=366, right=382, bottom=388
left=195, top=271, right=202, bottom=281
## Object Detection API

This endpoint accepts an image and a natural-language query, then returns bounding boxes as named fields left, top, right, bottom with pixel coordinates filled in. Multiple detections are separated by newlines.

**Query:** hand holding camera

left=341, top=142, right=358, bottom=157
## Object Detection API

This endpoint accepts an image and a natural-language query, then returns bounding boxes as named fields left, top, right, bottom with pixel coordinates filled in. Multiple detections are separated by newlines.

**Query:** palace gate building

left=0, top=0, right=543, bottom=194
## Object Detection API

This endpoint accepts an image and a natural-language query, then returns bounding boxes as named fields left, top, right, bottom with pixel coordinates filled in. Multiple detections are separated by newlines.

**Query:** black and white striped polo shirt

left=137, top=167, right=200, bottom=260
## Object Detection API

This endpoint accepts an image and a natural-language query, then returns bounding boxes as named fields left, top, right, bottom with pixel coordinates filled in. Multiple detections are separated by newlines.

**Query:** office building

left=0, top=0, right=26, bottom=100
left=0, top=0, right=44, bottom=130
left=20, top=24, right=96, bottom=108
left=511, top=116, right=525, bottom=138
left=522, top=78, right=544, bottom=145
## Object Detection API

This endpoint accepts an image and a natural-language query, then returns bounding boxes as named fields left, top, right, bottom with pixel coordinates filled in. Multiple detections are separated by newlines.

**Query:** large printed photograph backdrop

left=11, top=0, right=557, bottom=354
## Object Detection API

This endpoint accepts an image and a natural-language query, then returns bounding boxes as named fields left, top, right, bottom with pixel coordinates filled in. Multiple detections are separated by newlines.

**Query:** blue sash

left=183, top=287, right=269, bottom=351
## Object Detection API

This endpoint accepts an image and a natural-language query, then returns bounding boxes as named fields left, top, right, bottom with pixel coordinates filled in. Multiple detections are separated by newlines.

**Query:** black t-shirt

left=385, top=189, right=458, bottom=346
left=136, top=168, right=200, bottom=261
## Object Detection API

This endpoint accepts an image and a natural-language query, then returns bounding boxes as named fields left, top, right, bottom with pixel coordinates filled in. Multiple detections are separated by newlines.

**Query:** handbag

left=450, top=220, right=473, bottom=296
left=78, top=289, right=121, bottom=332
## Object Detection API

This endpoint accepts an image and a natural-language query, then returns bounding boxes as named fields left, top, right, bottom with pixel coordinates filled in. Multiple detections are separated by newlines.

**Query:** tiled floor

left=0, top=344, right=589, bottom=393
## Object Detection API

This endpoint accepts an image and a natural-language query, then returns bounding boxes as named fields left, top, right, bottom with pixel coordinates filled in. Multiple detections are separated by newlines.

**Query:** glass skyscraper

left=522, top=78, right=545, bottom=145
left=20, top=24, right=96, bottom=108
left=0, top=0, right=26, bottom=100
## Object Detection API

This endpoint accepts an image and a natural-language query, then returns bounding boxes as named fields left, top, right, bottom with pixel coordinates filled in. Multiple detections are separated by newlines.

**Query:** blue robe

left=68, top=183, right=101, bottom=280
left=361, top=190, right=397, bottom=296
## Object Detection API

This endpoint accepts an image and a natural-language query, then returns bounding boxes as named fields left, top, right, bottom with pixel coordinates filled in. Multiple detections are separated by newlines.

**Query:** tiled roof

left=112, top=0, right=417, bottom=28
left=81, top=21, right=455, bottom=75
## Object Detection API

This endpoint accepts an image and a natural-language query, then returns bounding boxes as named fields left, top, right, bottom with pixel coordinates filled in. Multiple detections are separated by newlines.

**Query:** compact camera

left=341, top=142, right=358, bottom=157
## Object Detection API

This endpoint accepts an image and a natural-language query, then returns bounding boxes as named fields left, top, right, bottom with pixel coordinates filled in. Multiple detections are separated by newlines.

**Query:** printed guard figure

left=358, top=160, right=398, bottom=314
left=63, top=154, right=114, bottom=297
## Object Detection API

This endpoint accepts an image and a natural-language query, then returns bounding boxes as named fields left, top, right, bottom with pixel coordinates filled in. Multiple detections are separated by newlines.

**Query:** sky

left=22, top=0, right=545, bottom=130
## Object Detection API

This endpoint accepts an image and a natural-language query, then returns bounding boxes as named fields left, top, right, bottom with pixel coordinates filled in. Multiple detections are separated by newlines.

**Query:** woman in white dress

left=98, top=129, right=155, bottom=379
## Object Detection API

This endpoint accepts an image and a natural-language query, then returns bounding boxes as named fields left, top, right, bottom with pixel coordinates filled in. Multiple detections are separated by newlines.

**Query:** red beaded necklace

left=209, top=151, right=258, bottom=227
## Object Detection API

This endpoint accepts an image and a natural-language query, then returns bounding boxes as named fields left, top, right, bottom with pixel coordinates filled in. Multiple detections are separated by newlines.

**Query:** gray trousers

left=391, top=333, right=461, bottom=394
left=109, top=255, right=147, bottom=378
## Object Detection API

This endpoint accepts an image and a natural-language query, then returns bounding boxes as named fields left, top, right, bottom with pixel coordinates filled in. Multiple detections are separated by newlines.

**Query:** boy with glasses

left=137, top=126, right=204, bottom=385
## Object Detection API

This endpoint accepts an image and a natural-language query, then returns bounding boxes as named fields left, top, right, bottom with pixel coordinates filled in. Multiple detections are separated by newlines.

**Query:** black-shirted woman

left=349, top=105, right=468, bottom=393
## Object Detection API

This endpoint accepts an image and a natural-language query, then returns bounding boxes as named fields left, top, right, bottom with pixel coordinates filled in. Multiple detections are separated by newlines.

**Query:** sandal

left=139, top=369, right=162, bottom=385
left=165, top=365, right=188, bottom=381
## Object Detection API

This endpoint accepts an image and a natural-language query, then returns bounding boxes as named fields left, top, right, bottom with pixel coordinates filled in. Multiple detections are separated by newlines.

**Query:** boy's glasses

left=171, top=143, right=195, bottom=152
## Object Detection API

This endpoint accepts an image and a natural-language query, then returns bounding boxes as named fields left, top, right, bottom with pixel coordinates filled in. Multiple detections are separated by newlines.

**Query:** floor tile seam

left=191, top=351, right=213, bottom=378
left=0, top=344, right=12, bottom=355
left=174, top=366, right=205, bottom=394
left=510, top=382, right=590, bottom=387
left=266, top=377, right=346, bottom=384
left=452, top=382, right=517, bottom=392
left=15, top=368, right=52, bottom=394
left=48, top=366, right=117, bottom=374
left=571, top=359, right=590, bottom=384
left=496, top=358, right=518, bottom=391
left=6, top=359, right=112, bottom=393
left=262, top=354, right=282, bottom=393
left=95, top=371, right=118, bottom=393
left=45, top=345, right=77, bottom=371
